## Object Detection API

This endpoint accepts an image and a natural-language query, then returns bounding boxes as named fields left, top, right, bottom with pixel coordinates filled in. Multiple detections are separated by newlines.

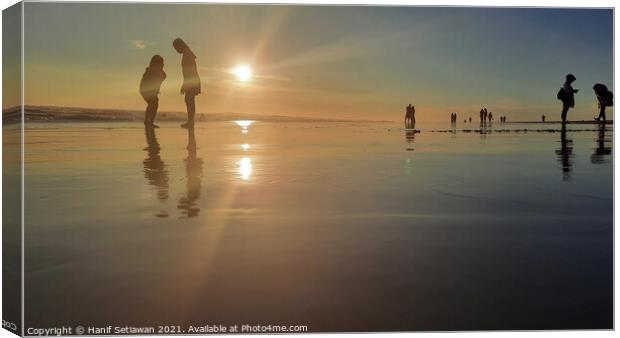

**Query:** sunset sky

left=23, top=3, right=612, bottom=121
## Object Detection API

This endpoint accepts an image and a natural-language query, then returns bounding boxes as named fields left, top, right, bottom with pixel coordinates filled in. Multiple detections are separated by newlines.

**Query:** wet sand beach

left=23, top=120, right=612, bottom=331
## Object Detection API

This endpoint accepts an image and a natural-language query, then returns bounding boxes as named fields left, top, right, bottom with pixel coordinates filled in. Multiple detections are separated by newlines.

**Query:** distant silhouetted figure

left=479, top=109, right=484, bottom=122
left=557, top=74, right=578, bottom=123
left=404, top=105, right=410, bottom=124
left=140, top=55, right=166, bottom=128
left=469, top=117, right=472, bottom=123
left=488, top=112, right=493, bottom=122
left=173, top=38, right=201, bottom=129
left=593, top=83, right=613, bottom=122
left=404, top=104, right=415, bottom=126
left=542, top=115, right=546, bottom=122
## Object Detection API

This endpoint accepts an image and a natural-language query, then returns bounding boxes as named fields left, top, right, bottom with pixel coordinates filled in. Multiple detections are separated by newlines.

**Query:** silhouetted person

left=591, top=123, right=612, bottom=164
left=558, top=74, right=578, bottom=123
left=593, top=83, right=613, bottom=122
left=479, top=109, right=484, bottom=123
left=488, top=112, right=493, bottom=123
left=178, top=126, right=203, bottom=218
left=469, top=117, right=472, bottom=123
left=555, top=124, right=573, bottom=181
left=173, top=38, right=201, bottom=129
left=542, top=115, right=546, bottom=122
left=143, top=126, right=169, bottom=217
left=404, top=105, right=410, bottom=124
left=140, top=55, right=166, bottom=128
left=404, top=104, right=415, bottom=126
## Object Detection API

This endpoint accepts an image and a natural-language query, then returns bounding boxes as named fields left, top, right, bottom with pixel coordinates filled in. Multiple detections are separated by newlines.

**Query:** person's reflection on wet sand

left=405, top=123, right=417, bottom=151
left=178, top=126, right=203, bottom=218
left=479, top=120, right=488, bottom=139
left=555, top=124, right=574, bottom=181
left=591, top=124, right=612, bottom=164
left=143, top=126, right=169, bottom=217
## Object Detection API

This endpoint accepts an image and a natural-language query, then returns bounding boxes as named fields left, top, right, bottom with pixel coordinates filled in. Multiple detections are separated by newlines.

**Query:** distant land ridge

left=2, top=105, right=393, bottom=123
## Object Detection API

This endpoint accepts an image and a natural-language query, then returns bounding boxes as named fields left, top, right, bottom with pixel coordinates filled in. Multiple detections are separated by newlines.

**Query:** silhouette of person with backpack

left=593, top=83, right=613, bottom=122
left=557, top=74, right=578, bottom=123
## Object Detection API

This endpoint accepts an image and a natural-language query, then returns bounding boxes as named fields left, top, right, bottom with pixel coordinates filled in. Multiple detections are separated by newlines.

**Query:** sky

left=22, top=3, right=613, bottom=121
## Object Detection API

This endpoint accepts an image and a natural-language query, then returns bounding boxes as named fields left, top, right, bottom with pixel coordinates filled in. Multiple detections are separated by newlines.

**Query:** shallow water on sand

left=23, top=121, right=612, bottom=331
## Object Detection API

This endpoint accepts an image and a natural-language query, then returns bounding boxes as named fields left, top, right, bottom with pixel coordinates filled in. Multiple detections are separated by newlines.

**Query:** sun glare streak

left=241, top=143, right=250, bottom=151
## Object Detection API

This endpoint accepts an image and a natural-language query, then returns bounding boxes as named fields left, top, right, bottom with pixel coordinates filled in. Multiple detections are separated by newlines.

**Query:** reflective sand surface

left=24, top=121, right=612, bottom=331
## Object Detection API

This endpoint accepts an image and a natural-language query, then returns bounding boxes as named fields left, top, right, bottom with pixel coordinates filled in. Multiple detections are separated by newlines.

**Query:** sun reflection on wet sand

left=239, top=157, right=252, bottom=181
left=235, top=120, right=254, bottom=134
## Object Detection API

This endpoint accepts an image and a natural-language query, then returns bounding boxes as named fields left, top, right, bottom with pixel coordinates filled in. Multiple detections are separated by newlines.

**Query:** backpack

left=606, top=91, right=614, bottom=106
left=557, top=88, right=566, bottom=101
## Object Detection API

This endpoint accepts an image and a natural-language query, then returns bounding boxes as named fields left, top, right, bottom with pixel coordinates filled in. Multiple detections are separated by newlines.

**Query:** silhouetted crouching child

left=593, top=83, right=613, bottom=122
left=140, top=55, right=167, bottom=128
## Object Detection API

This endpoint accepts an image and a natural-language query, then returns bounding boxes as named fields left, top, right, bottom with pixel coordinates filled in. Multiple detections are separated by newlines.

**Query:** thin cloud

left=130, top=39, right=146, bottom=50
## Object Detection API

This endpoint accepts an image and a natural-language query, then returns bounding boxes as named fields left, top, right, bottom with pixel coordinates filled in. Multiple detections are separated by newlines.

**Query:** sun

left=232, top=64, right=253, bottom=82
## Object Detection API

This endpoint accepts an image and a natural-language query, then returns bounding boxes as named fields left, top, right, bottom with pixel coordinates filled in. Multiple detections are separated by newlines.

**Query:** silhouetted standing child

left=173, top=38, right=201, bottom=129
left=140, top=55, right=167, bottom=128
left=542, top=115, right=546, bottom=122
left=558, top=74, right=578, bottom=123
left=593, top=83, right=613, bottom=122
